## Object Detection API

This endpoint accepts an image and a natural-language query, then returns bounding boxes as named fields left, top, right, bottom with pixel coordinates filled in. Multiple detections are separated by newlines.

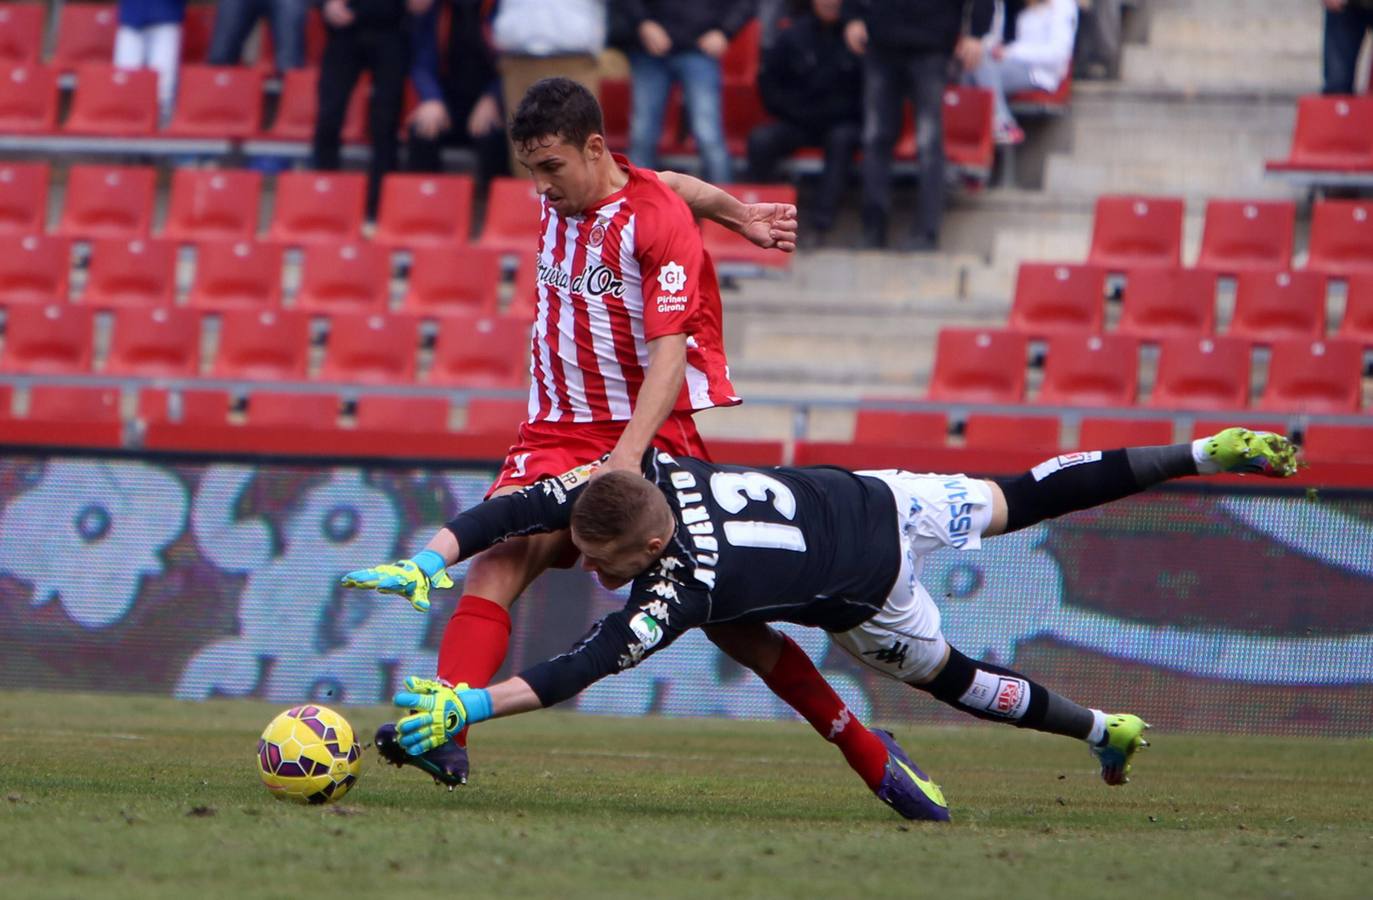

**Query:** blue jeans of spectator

left=861, top=48, right=949, bottom=244
left=208, top=0, right=308, bottom=72
left=967, top=56, right=1042, bottom=131
left=1323, top=5, right=1373, bottom=94
left=628, top=50, right=732, bottom=185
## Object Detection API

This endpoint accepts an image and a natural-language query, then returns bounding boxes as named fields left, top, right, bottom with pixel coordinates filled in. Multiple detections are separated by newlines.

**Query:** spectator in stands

left=965, top=0, right=1077, bottom=145
left=208, top=0, right=309, bottom=71
left=1322, top=0, right=1373, bottom=94
left=406, top=0, right=509, bottom=181
left=114, top=0, right=187, bottom=120
left=311, top=0, right=412, bottom=219
left=746, top=0, right=861, bottom=243
left=843, top=0, right=995, bottom=251
left=1073, top=0, right=1123, bottom=79
left=614, top=1, right=755, bottom=185
left=758, top=0, right=792, bottom=50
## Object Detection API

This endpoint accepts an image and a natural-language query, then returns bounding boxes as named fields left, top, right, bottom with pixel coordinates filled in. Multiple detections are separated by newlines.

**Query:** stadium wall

left=1, top=450, right=1370, bottom=737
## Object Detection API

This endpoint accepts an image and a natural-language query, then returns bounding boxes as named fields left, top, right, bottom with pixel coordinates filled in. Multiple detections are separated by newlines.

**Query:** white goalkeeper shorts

left=830, top=471, right=996, bottom=684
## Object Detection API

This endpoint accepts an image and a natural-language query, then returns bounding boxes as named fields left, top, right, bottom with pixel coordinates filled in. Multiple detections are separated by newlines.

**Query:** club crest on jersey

left=588, top=220, right=607, bottom=247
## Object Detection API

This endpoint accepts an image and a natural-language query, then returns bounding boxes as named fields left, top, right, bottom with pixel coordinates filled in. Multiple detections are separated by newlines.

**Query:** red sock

left=437, top=594, right=512, bottom=747
left=761, top=635, right=889, bottom=790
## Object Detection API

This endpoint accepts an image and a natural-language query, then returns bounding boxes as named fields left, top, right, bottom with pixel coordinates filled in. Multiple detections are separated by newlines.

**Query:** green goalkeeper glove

left=340, top=549, right=453, bottom=612
left=393, top=676, right=494, bottom=755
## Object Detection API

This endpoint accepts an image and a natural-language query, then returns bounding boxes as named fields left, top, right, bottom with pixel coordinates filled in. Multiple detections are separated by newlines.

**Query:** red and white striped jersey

left=524, top=156, right=740, bottom=424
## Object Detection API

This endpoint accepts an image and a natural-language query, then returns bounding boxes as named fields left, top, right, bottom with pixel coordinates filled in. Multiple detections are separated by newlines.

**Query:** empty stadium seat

left=267, top=171, right=366, bottom=246
left=599, top=78, right=630, bottom=152
left=852, top=409, right=948, bottom=446
left=0, top=303, right=94, bottom=374
left=702, top=184, right=798, bottom=270
left=722, top=19, right=761, bottom=86
left=355, top=394, right=452, bottom=433
left=1190, top=418, right=1288, bottom=441
left=401, top=244, right=502, bottom=317
left=463, top=396, right=528, bottom=433
left=476, top=177, right=544, bottom=257
left=374, top=174, right=475, bottom=250
left=0, top=161, right=49, bottom=235
left=247, top=391, right=339, bottom=428
left=1116, top=267, right=1217, bottom=341
left=319, top=312, right=419, bottom=385
left=507, top=256, right=539, bottom=320
left=188, top=240, right=283, bottom=311
left=296, top=241, right=390, bottom=313
left=1258, top=338, right=1363, bottom=414
left=64, top=64, right=159, bottom=136
left=138, top=387, right=232, bottom=425
left=1076, top=417, right=1175, bottom=449
left=1299, top=423, right=1373, bottom=464
left=721, top=82, right=771, bottom=157
left=927, top=328, right=1028, bottom=404
left=1305, top=199, right=1373, bottom=277
left=0, top=234, right=70, bottom=304
left=178, top=3, right=216, bottom=64
left=105, top=306, right=202, bottom=377
left=1336, top=272, right=1373, bottom=347
left=429, top=314, right=531, bottom=387
left=1086, top=195, right=1185, bottom=270
left=163, top=169, right=263, bottom=243
left=81, top=238, right=178, bottom=308
left=53, top=3, right=119, bottom=70
left=1008, top=262, right=1107, bottom=337
left=263, top=67, right=367, bottom=143
left=1265, top=95, right=1373, bottom=173
left=211, top=308, right=311, bottom=380
left=963, top=414, right=1061, bottom=452
left=1196, top=199, right=1296, bottom=275
left=942, top=86, right=995, bottom=175
left=0, top=63, right=58, bottom=134
left=1229, top=270, right=1327, bottom=343
left=27, top=384, right=120, bottom=422
left=164, top=65, right=265, bottom=139
left=0, top=4, right=45, bottom=66
left=1150, top=336, right=1252, bottom=410
left=57, top=164, right=157, bottom=241
left=1037, top=332, right=1140, bottom=407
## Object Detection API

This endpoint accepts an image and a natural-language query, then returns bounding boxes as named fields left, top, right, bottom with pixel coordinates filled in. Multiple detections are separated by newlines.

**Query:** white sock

left=1085, top=709, right=1109, bottom=746
left=1192, top=437, right=1220, bottom=475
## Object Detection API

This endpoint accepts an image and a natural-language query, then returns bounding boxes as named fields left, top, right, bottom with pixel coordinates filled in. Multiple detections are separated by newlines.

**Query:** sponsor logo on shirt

left=538, top=262, right=626, bottom=300
left=656, top=261, right=689, bottom=314
left=1031, top=451, right=1102, bottom=482
left=629, top=611, right=664, bottom=650
left=943, top=477, right=974, bottom=549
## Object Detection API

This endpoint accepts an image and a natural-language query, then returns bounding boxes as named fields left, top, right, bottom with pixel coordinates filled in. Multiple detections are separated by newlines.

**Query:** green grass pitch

left=1, top=691, right=1369, bottom=899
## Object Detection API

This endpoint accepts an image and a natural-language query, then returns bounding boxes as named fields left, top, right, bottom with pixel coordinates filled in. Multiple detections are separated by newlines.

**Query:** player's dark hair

left=571, top=471, right=668, bottom=546
left=509, top=77, right=604, bottom=153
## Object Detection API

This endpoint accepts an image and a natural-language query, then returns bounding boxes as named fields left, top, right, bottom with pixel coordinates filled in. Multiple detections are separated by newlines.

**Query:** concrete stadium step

left=1044, top=155, right=1297, bottom=201
left=1121, top=46, right=1318, bottom=95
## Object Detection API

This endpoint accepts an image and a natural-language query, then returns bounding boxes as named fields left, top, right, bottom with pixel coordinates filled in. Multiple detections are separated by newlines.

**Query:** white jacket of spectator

left=492, top=0, right=607, bottom=57
left=1003, top=0, right=1079, bottom=91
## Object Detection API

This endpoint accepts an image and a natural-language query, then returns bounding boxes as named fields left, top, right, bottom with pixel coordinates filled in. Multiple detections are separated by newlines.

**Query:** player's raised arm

left=658, top=170, right=798, bottom=252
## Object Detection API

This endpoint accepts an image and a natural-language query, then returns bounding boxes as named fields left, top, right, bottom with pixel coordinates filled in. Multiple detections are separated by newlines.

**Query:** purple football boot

left=374, top=722, right=469, bottom=789
left=872, top=729, right=950, bottom=822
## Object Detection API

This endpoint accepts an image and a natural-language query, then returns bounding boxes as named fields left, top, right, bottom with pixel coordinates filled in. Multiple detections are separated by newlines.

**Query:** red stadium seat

left=1229, top=270, right=1327, bottom=344
left=267, top=171, right=366, bottom=246
left=1087, top=195, right=1185, bottom=270
left=105, top=306, right=202, bottom=377
left=163, top=169, right=263, bottom=243
left=138, top=387, right=232, bottom=425
left=401, top=244, right=502, bottom=317
left=722, top=19, right=761, bottom=86
left=943, top=86, right=995, bottom=174
left=64, top=64, right=159, bottom=136
left=703, top=184, right=797, bottom=270
left=599, top=78, right=630, bottom=152
left=0, top=303, right=94, bottom=374
left=429, top=313, right=531, bottom=388
left=0, top=234, right=70, bottom=304
left=53, top=4, right=119, bottom=71
left=27, top=385, right=120, bottom=422
left=1196, top=199, right=1296, bottom=275
left=1008, top=262, right=1107, bottom=337
left=1009, top=70, right=1073, bottom=113
left=355, top=394, right=452, bottom=434
left=0, top=4, right=45, bottom=66
left=927, top=328, right=1028, bottom=404
left=1265, top=95, right=1373, bottom=173
left=477, top=177, right=544, bottom=257
left=374, top=174, right=475, bottom=250
left=57, top=164, right=157, bottom=241
left=1037, top=332, right=1140, bottom=407
left=721, top=82, right=771, bottom=157
left=81, top=238, right=178, bottom=309
left=188, top=240, right=283, bottom=311
left=1076, top=417, right=1175, bottom=449
left=247, top=390, right=339, bottom=428
left=0, top=64, right=58, bottom=134
left=319, top=312, right=419, bottom=385
left=1150, top=336, right=1252, bottom=411
left=463, top=396, right=527, bottom=434
left=263, top=68, right=367, bottom=143
left=964, top=414, right=1061, bottom=452
left=178, top=3, right=216, bottom=64
left=211, top=308, right=311, bottom=380
left=0, top=161, right=49, bottom=235
left=1258, top=338, right=1363, bottom=414
left=1117, top=267, right=1217, bottom=341
left=852, top=409, right=948, bottom=446
left=1336, top=272, right=1373, bottom=347
left=164, top=65, right=265, bottom=138
left=1299, top=423, right=1373, bottom=464
left=296, top=241, right=391, bottom=313
left=1305, top=199, right=1373, bottom=277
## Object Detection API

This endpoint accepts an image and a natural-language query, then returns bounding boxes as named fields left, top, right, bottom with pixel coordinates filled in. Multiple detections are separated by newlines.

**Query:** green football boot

left=1199, top=427, right=1300, bottom=478
left=1091, top=714, right=1151, bottom=785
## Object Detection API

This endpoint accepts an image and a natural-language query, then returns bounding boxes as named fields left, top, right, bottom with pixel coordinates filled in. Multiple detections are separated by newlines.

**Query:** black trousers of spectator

left=860, top=48, right=949, bottom=246
left=312, top=24, right=409, bottom=217
left=1323, top=5, right=1373, bottom=94
left=746, top=121, right=860, bottom=233
left=407, top=125, right=510, bottom=183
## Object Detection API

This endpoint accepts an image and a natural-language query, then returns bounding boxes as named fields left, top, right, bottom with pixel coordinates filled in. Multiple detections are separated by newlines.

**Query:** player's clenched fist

left=340, top=549, right=453, bottom=612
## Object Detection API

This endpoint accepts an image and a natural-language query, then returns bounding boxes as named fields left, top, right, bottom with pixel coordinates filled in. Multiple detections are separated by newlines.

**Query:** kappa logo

left=863, top=641, right=910, bottom=669
left=656, top=556, right=684, bottom=573
left=657, top=261, right=687, bottom=293
left=641, top=599, right=671, bottom=623
left=646, top=580, right=678, bottom=602
left=826, top=706, right=851, bottom=739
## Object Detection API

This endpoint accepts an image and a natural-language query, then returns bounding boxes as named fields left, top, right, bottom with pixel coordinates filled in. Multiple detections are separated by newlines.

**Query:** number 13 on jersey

left=709, top=472, right=807, bottom=552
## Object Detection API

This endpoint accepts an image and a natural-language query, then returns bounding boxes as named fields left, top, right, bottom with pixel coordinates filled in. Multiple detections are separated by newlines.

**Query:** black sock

left=918, top=646, right=1097, bottom=741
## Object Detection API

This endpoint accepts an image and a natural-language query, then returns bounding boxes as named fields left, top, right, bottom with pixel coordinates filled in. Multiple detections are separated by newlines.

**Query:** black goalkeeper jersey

left=444, top=450, right=903, bottom=707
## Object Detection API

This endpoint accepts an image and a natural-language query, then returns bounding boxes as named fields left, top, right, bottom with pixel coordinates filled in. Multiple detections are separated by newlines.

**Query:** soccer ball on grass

left=256, top=704, right=363, bottom=804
